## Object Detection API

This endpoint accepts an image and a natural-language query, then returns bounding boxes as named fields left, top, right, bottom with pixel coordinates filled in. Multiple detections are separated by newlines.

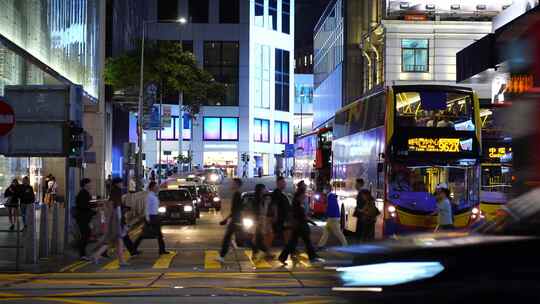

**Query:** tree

left=105, top=41, right=226, bottom=168
left=105, top=41, right=226, bottom=114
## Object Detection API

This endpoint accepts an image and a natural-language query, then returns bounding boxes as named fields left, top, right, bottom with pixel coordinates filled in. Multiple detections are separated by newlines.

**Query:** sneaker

left=215, top=256, right=225, bottom=263
left=80, top=256, right=91, bottom=261
left=278, top=258, right=288, bottom=266
left=9, top=225, right=14, bottom=231
left=310, top=257, right=326, bottom=264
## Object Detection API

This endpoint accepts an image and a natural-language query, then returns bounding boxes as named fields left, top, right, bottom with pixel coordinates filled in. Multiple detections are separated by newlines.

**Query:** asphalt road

left=0, top=177, right=354, bottom=304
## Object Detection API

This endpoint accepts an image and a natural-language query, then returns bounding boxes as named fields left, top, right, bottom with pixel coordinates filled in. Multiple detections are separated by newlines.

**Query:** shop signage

left=488, top=146, right=511, bottom=159
left=506, top=74, right=534, bottom=94
left=408, top=137, right=473, bottom=153
left=0, top=99, right=15, bottom=136
left=163, top=106, right=172, bottom=128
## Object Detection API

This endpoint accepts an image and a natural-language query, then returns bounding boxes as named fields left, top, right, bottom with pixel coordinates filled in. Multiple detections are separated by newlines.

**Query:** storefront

left=203, top=151, right=238, bottom=177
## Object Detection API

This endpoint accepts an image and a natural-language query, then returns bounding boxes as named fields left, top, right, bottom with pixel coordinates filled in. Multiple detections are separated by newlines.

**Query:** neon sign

left=488, top=147, right=511, bottom=159
left=408, top=138, right=471, bottom=153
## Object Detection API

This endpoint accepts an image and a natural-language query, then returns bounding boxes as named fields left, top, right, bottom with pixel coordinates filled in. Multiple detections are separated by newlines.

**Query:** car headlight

left=158, top=207, right=166, bottom=214
left=213, top=197, right=220, bottom=202
left=192, top=200, right=197, bottom=204
left=472, top=207, right=479, bottom=215
left=209, top=174, right=218, bottom=182
left=184, top=205, right=193, bottom=212
left=314, top=194, right=320, bottom=200
left=387, top=205, right=396, bottom=213
left=243, top=218, right=254, bottom=229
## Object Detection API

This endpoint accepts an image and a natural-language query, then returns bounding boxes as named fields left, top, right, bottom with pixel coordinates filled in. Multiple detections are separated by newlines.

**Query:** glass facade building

left=0, top=0, right=102, bottom=198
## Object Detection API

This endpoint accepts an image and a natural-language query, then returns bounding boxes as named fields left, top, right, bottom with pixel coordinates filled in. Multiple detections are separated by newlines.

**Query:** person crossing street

left=318, top=184, right=348, bottom=248
left=132, top=181, right=169, bottom=255
left=216, top=178, right=244, bottom=263
left=279, top=190, right=324, bottom=265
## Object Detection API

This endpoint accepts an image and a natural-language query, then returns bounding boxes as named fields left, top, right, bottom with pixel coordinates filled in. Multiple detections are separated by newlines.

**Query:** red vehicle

left=198, top=184, right=221, bottom=211
left=294, top=127, right=332, bottom=217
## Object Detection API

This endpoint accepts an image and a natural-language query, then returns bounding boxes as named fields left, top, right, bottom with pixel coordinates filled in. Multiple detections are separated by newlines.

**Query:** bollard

left=24, top=204, right=37, bottom=264
left=39, top=204, right=49, bottom=259
left=50, top=203, right=59, bottom=255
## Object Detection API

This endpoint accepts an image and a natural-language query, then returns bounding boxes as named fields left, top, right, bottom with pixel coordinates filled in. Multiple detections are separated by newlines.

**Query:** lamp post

left=137, top=17, right=187, bottom=191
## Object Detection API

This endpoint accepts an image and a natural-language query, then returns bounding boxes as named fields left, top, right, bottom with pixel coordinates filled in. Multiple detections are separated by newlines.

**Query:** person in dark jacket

left=270, top=176, right=291, bottom=243
left=217, top=178, right=244, bottom=263
left=4, top=179, right=20, bottom=231
left=353, top=178, right=366, bottom=239
left=251, top=184, right=273, bottom=260
left=19, top=176, right=35, bottom=227
left=358, top=189, right=380, bottom=241
left=75, top=178, right=95, bottom=260
left=278, top=190, right=324, bottom=265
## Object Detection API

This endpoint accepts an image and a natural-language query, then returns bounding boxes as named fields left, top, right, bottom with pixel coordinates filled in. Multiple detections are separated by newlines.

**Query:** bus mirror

left=377, top=163, right=384, bottom=173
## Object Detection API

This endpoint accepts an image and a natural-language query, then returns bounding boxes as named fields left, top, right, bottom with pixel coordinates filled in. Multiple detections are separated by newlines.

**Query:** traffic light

left=67, top=121, right=84, bottom=157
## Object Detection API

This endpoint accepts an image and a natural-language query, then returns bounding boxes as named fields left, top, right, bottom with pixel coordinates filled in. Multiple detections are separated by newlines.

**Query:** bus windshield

left=389, top=164, right=479, bottom=213
left=396, top=90, right=476, bottom=131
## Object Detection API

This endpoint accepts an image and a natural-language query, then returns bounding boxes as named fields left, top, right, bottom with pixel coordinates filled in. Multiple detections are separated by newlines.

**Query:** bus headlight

left=314, top=194, right=321, bottom=201
left=388, top=205, right=396, bottom=213
left=243, top=218, right=254, bottom=229
left=158, top=207, right=166, bottom=214
left=184, top=205, right=193, bottom=212
left=213, top=197, right=220, bottom=202
left=472, top=207, right=479, bottom=215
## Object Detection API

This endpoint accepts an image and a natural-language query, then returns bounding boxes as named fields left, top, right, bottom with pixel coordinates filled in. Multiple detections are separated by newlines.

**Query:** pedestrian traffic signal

left=67, top=121, right=84, bottom=157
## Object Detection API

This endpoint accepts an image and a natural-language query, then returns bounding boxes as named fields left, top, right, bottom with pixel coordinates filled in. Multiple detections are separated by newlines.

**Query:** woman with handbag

left=4, top=179, right=20, bottom=231
left=91, top=179, right=129, bottom=266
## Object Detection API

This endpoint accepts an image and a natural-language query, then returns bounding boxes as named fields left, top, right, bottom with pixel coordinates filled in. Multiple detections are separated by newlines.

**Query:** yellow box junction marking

left=102, top=251, right=131, bottom=270
left=204, top=250, right=221, bottom=270
left=244, top=250, right=272, bottom=269
left=153, top=251, right=177, bottom=269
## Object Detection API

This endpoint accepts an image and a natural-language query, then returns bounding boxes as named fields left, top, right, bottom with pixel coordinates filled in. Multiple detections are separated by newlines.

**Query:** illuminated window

left=274, top=121, right=289, bottom=144
left=254, top=119, right=270, bottom=142
left=203, top=117, right=239, bottom=141
left=401, top=39, right=429, bottom=72
left=157, top=114, right=191, bottom=141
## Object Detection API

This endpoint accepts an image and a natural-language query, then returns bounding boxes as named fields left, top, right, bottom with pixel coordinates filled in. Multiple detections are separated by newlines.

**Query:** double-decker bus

left=333, top=85, right=482, bottom=237
left=294, top=127, right=332, bottom=216
left=479, top=103, right=512, bottom=221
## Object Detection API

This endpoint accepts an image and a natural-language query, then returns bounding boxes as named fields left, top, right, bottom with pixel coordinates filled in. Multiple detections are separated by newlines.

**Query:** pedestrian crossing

left=59, top=249, right=330, bottom=273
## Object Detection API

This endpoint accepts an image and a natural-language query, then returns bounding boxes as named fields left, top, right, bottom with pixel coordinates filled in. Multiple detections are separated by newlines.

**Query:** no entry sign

left=0, top=99, right=15, bottom=136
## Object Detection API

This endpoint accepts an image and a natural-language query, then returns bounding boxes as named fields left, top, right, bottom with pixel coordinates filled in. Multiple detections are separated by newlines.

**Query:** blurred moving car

left=198, top=184, right=221, bottom=211
left=202, top=168, right=224, bottom=184
left=157, top=189, right=198, bottom=225
left=330, top=189, right=540, bottom=303
left=179, top=183, right=202, bottom=219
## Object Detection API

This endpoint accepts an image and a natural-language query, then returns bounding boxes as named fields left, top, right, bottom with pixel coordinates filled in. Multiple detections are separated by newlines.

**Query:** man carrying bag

left=132, top=181, right=169, bottom=255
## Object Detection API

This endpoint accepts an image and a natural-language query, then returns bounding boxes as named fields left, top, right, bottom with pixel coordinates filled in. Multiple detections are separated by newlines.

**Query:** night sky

left=295, top=0, right=332, bottom=51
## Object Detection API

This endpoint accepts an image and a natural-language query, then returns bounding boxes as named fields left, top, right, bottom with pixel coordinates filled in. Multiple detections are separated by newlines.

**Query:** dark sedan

left=330, top=189, right=540, bottom=303
left=158, top=189, right=198, bottom=225
left=198, top=184, right=221, bottom=211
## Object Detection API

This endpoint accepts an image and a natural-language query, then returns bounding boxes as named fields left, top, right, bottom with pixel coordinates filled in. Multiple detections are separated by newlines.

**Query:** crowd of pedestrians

left=3, top=176, right=36, bottom=231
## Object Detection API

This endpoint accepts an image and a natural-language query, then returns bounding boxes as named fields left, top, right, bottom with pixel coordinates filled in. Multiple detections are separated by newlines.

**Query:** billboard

left=386, top=0, right=514, bottom=19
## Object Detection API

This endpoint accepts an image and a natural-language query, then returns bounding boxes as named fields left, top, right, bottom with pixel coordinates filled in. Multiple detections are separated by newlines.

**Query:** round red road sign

left=0, top=99, right=15, bottom=136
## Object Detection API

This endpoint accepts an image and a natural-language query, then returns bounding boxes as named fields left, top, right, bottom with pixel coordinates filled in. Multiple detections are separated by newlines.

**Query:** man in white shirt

left=132, top=181, right=169, bottom=255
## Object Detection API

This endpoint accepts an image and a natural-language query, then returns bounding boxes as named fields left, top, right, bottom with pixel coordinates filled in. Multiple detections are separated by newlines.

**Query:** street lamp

left=137, top=17, right=187, bottom=191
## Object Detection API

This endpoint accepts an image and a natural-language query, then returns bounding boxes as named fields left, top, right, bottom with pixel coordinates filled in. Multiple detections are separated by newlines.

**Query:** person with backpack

left=358, top=189, right=380, bottom=241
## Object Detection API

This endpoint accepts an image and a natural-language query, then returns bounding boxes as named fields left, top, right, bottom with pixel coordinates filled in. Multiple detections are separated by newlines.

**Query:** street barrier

left=50, top=203, right=60, bottom=255
left=24, top=204, right=37, bottom=264
left=39, top=204, right=49, bottom=258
